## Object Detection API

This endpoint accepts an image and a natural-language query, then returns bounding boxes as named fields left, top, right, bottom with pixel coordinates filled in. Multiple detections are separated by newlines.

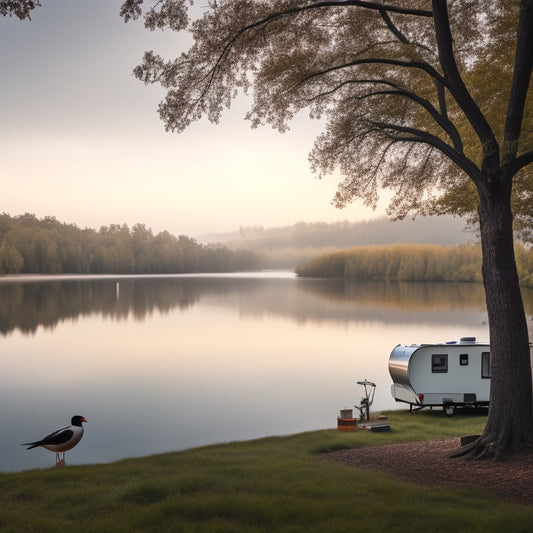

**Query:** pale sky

left=1, top=0, right=389, bottom=239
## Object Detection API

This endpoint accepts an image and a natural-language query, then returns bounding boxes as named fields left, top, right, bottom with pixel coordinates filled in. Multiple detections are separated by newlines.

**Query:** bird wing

left=23, top=426, right=74, bottom=449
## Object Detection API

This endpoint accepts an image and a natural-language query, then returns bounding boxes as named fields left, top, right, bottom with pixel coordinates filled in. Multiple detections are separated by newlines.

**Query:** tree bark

left=457, top=178, right=533, bottom=459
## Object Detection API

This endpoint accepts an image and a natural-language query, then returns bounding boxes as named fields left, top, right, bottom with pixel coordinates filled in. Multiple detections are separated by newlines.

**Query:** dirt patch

left=320, top=438, right=533, bottom=505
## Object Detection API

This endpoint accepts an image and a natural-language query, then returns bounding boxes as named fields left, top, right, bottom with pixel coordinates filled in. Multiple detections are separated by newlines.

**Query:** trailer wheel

left=444, top=404, right=455, bottom=417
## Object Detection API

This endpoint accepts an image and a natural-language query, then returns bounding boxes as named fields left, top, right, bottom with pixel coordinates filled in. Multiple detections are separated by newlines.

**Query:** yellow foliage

left=295, top=243, right=533, bottom=285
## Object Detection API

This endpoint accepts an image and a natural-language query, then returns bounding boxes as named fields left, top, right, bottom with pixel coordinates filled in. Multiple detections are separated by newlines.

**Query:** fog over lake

left=3, top=272, right=530, bottom=472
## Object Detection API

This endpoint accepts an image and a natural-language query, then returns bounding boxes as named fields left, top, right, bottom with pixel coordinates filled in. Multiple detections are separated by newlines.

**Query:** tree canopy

left=0, top=0, right=40, bottom=20
left=121, top=0, right=532, bottom=229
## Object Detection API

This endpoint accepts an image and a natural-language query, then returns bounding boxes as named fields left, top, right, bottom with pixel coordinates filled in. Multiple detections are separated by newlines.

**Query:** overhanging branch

left=371, top=120, right=482, bottom=180
left=353, top=87, right=463, bottom=151
left=298, top=57, right=448, bottom=90
left=201, top=1, right=433, bottom=101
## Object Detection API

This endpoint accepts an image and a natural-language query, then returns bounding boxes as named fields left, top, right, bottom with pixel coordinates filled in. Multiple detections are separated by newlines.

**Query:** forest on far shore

left=4, top=213, right=531, bottom=286
left=1, top=213, right=474, bottom=274
left=0, top=213, right=259, bottom=275
left=295, top=243, right=533, bottom=289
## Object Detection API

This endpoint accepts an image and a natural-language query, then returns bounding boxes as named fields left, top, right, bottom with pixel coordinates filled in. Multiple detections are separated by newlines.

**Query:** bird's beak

left=82, top=417, right=88, bottom=423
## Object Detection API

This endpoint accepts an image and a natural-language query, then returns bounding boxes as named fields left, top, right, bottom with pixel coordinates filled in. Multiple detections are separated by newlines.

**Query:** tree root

left=451, top=436, right=533, bottom=461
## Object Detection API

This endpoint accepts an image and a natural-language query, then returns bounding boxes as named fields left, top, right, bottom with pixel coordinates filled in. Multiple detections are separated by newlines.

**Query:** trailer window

left=481, top=352, right=491, bottom=379
left=432, top=354, right=448, bottom=373
left=460, top=353, right=469, bottom=366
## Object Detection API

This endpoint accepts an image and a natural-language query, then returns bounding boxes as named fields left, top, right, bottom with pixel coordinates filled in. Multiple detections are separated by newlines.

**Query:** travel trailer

left=388, top=337, right=533, bottom=415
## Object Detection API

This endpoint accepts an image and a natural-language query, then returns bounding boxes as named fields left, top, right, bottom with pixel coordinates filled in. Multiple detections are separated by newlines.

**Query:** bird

left=23, top=415, right=88, bottom=465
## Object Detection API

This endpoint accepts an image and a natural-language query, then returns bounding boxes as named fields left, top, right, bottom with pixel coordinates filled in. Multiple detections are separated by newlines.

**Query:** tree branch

left=379, top=8, right=409, bottom=43
left=435, top=79, right=447, bottom=120
left=502, top=0, right=533, bottom=165
left=370, top=120, right=482, bottom=180
left=431, top=0, right=499, bottom=167
left=508, top=150, right=533, bottom=174
left=200, top=1, right=432, bottom=101
left=351, top=86, right=464, bottom=151
left=298, top=57, right=448, bottom=90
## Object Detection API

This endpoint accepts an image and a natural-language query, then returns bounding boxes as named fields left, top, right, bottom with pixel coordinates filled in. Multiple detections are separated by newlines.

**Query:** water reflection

left=1, top=273, right=531, bottom=472
left=1, top=275, right=523, bottom=336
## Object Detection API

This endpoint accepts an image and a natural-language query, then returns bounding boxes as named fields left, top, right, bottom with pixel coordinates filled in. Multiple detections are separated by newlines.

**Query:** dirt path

left=320, top=438, right=533, bottom=505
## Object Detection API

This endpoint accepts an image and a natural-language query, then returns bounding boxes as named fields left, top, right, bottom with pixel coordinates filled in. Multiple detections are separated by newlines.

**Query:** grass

left=0, top=409, right=531, bottom=532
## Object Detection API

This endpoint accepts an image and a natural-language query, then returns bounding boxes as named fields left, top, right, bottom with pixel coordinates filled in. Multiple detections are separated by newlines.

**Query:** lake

left=1, top=272, right=529, bottom=472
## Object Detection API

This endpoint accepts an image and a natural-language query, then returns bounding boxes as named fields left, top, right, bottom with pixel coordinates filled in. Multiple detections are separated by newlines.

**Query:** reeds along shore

left=296, top=243, right=533, bottom=288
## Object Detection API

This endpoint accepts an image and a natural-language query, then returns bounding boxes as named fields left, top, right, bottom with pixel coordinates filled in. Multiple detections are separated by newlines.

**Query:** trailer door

left=481, top=351, right=491, bottom=379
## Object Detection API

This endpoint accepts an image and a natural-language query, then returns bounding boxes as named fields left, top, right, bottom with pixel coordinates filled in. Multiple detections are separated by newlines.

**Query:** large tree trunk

left=459, top=181, right=533, bottom=459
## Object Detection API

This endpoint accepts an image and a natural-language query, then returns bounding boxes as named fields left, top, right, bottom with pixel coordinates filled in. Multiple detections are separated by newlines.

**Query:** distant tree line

left=296, top=243, right=533, bottom=289
left=215, top=216, right=470, bottom=250
left=203, top=216, right=471, bottom=269
left=0, top=213, right=259, bottom=275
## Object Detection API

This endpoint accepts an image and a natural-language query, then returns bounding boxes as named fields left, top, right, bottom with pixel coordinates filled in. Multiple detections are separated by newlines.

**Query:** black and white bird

left=23, top=415, right=88, bottom=465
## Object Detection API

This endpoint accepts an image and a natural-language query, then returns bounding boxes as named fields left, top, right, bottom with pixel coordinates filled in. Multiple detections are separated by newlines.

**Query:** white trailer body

left=388, top=337, right=533, bottom=413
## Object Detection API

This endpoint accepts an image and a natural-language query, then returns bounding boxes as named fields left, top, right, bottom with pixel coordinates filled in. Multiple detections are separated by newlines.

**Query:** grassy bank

left=1, top=410, right=531, bottom=532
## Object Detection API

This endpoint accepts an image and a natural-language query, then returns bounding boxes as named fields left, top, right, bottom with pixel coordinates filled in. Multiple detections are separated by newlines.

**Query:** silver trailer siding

left=389, top=338, right=499, bottom=413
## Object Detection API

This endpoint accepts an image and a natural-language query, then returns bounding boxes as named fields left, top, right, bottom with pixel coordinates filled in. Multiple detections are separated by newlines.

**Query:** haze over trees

left=208, top=215, right=468, bottom=247
left=209, top=216, right=470, bottom=268
left=122, top=1, right=533, bottom=459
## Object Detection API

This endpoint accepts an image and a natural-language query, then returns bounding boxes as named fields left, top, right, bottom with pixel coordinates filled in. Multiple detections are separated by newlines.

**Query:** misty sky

left=1, top=1, right=389, bottom=238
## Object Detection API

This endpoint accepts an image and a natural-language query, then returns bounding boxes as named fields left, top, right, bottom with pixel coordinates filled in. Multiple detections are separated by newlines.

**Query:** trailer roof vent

left=459, top=337, right=476, bottom=344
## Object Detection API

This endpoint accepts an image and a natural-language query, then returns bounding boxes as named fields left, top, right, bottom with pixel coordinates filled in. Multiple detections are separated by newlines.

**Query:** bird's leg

left=56, top=452, right=65, bottom=466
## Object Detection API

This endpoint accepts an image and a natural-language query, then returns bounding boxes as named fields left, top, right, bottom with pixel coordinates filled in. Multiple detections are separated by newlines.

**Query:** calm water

left=1, top=272, right=530, bottom=472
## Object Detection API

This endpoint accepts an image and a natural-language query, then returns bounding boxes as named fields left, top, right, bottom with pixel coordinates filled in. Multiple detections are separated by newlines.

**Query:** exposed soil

left=320, top=438, right=533, bottom=505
